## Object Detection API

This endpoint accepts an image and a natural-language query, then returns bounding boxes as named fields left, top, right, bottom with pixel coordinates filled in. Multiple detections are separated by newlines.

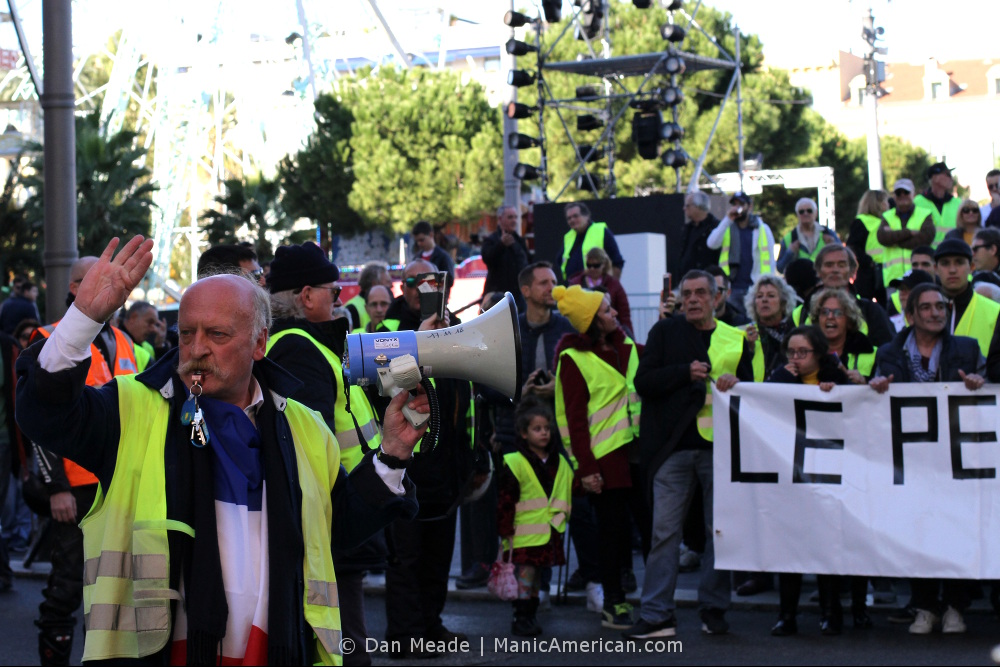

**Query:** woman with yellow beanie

left=552, top=284, right=647, bottom=630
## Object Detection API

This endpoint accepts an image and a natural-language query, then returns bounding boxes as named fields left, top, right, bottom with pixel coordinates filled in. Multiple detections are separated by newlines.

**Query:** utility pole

left=862, top=7, right=887, bottom=190
left=502, top=0, right=521, bottom=233
left=42, top=0, right=78, bottom=323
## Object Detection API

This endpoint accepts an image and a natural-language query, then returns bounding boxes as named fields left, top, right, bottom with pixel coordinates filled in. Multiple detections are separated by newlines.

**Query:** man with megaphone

left=380, top=259, right=474, bottom=658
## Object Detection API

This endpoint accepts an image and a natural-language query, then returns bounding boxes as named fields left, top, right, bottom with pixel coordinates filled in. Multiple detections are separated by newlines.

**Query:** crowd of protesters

left=2, top=161, right=1000, bottom=665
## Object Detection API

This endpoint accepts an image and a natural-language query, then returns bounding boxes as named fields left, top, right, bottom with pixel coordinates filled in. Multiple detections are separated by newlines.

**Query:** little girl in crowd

left=497, top=398, right=573, bottom=636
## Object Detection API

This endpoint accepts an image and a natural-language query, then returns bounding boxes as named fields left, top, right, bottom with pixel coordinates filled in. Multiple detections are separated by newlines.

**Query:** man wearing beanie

left=625, top=270, right=753, bottom=640
left=933, top=239, right=1000, bottom=381
left=266, top=242, right=385, bottom=666
left=553, top=284, right=649, bottom=631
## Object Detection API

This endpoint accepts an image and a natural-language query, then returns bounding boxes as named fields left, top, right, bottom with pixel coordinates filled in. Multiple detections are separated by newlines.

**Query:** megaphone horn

left=343, top=291, right=523, bottom=400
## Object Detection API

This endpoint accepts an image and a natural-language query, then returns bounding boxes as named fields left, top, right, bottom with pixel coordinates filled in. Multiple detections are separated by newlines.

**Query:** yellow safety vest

left=266, top=328, right=382, bottom=472
left=781, top=228, right=831, bottom=263
left=345, top=294, right=370, bottom=332
left=502, top=451, right=572, bottom=551
left=718, top=224, right=772, bottom=277
left=954, top=291, right=1000, bottom=357
left=554, top=338, right=641, bottom=460
left=80, top=376, right=344, bottom=664
left=857, top=213, right=886, bottom=269
left=843, top=350, right=877, bottom=379
left=881, top=207, right=933, bottom=285
left=914, top=194, right=961, bottom=247
left=561, top=222, right=608, bottom=279
left=695, top=321, right=746, bottom=441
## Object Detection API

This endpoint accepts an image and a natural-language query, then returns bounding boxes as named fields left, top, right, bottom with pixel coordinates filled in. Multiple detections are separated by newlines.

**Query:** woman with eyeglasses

left=765, top=325, right=871, bottom=637
left=568, top=247, right=633, bottom=338
left=944, top=198, right=983, bottom=246
left=809, top=288, right=876, bottom=384
left=776, top=198, right=841, bottom=273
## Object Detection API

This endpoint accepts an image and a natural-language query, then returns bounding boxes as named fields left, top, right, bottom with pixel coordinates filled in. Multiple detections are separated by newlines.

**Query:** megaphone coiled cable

left=418, top=376, right=440, bottom=455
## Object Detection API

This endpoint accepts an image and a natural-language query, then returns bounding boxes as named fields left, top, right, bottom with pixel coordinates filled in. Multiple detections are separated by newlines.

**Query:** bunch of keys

left=180, top=372, right=210, bottom=448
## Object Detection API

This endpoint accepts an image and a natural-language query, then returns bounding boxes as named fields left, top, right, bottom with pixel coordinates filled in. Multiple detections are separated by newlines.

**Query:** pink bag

left=487, top=545, right=518, bottom=601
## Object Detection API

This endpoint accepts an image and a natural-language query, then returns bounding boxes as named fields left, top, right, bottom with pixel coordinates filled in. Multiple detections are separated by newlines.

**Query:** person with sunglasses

left=568, top=246, right=633, bottom=337
left=265, top=242, right=389, bottom=666
left=944, top=198, right=983, bottom=246
left=971, top=228, right=1000, bottom=276
left=776, top=197, right=840, bottom=273
left=869, top=283, right=987, bottom=635
left=874, top=178, right=936, bottom=289
left=981, top=169, right=1000, bottom=225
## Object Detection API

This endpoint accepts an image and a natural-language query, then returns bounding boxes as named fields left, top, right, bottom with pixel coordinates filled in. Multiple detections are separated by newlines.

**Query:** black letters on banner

left=890, top=397, right=938, bottom=485
left=729, top=396, right=779, bottom=483
left=792, top=400, right=843, bottom=484
left=948, top=395, right=998, bottom=480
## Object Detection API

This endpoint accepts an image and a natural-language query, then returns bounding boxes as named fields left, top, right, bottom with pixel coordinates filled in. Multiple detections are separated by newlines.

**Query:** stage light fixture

left=661, top=148, right=688, bottom=168
left=661, top=0, right=683, bottom=9
left=578, top=144, right=605, bottom=162
left=506, top=39, right=539, bottom=56
left=504, top=11, right=534, bottom=27
left=658, top=86, right=684, bottom=106
left=577, top=114, right=604, bottom=131
left=633, top=0, right=652, bottom=7
left=514, top=163, right=542, bottom=180
left=506, top=102, right=537, bottom=119
left=578, top=173, right=604, bottom=193
left=508, top=133, right=542, bottom=150
left=660, top=121, right=684, bottom=142
left=663, top=55, right=686, bottom=75
left=660, top=24, right=686, bottom=42
left=575, top=85, right=602, bottom=100
left=507, top=69, right=536, bottom=87
left=632, top=110, right=663, bottom=160
left=575, top=0, right=604, bottom=40
left=542, top=0, right=562, bottom=22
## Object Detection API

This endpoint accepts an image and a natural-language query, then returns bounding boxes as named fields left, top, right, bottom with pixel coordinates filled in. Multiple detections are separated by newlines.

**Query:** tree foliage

left=278, top=93, right=363, bottom=238
left=335, top=67, right=503, bottom=234
left=21, top=111, right=156, bottom=257
left=200, top=174, right=308, bottom=260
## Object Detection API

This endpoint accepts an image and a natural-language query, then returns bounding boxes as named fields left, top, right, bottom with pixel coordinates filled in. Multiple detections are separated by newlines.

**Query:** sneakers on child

left=601, top=602, right=634, bottom=630
left=585, top=581, right=604, bottom=613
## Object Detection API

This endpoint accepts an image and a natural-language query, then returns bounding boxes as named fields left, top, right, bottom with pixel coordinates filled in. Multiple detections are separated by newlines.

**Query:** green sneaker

left=601, top=602, right=634, bottom=629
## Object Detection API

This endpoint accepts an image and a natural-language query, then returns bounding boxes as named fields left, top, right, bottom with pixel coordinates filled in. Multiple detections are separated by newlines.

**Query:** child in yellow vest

left=497, top=399, right=573, bottom=637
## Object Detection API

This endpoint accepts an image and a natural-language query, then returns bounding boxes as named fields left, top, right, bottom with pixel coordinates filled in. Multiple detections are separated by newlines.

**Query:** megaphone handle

left=390, top=385, right=432, bottom=429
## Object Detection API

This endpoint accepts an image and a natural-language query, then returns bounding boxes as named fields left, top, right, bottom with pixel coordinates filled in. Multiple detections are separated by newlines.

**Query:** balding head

left=177, top=274, right=270, bottom=407
left=70, top=256, right=99, bottom=296
left=402, top=259, right=437, bottom=313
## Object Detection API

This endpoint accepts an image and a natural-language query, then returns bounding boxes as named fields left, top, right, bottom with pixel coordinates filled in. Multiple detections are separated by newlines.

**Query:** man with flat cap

left=915, top=162, right=961, bottom=246
left=266, top=242, right=387, bottom=665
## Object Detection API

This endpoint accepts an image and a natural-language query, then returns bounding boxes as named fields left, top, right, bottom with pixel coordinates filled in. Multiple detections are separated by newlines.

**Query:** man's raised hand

left=74, top=236, right=154, bottom=323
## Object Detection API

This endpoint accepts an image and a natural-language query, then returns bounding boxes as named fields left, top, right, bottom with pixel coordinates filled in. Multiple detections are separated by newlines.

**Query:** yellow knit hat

left=552, top=284, right=605, bottom=333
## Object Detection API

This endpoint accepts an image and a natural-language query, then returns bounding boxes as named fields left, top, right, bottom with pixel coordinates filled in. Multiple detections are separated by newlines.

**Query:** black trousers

left=384, top=512, right=457, bottom=641
left=591, top=488, right=633, bottom=607
left=778, top=573, right=868, bottom=617
left=568, top=493, right=601, bottom=583
left=338, top=570, right=372, bottom=667
left=38, top=484, right=97, bottom=631
left=459, top=474, right=497, bottom=574
left=910, top=578, right=971, bottom=615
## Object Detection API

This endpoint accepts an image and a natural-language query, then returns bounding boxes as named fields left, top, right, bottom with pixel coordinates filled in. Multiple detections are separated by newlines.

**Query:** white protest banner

left=712, top=381, right=1000, bottom=578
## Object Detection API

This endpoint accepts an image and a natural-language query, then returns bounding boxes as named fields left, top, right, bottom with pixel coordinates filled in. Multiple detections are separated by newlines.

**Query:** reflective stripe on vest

left=502, top=451, right=572, bottom=551
left=266, top=328, right=381, bottom=473
left=954, top=291, right=1000, bottom=357
left=562, top=222, right=608, bottom=279
left=881, top=208, right=933, bottom=285
left=915, top=194, right=961, bottom=247
left=695, top=321, right=745, bottom=441
left=858, top=214, right=886, bottom=267
left=35, top=324, right=137, bottom=487
left=80, top=376, right=343, bottom=664
left=554, top=338, right=640, bottom=460
left=719, top=224, right=771, bottom=277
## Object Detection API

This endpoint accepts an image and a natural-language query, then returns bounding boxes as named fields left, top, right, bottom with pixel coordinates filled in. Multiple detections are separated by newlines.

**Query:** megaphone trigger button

left=375, top=354, right=389, bottom=366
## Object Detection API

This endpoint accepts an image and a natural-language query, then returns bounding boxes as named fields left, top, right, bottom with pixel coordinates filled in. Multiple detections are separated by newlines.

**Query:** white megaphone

left=343, top=291, right=523, bottom=427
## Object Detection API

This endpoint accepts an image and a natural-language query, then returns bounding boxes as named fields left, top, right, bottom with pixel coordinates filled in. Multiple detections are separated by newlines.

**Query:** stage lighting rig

left=632, top=110, right=663, bottom=160
left=514, top=163, right=543, bottom=180
left=661, top=148, right=688, bottom=168
left=506, top=39, right=538, bottom=56
left=575, top=0, right=604, bottom=40
left=504, top=11, right=535, bottom=28
left=508, top=133, right=542, bottom=150
left=578, top=173, right=604, bottom=193
left=508, top=70, right=536, bottom=87
left=660, top=24, right=686, bottom=42
left=506, top=102, right=538, bottom=119
left=577, top=114, right=605, bottom=131
left=661, top=121, right=684, bottom=142
left=577, top=144, right=605, bottom=162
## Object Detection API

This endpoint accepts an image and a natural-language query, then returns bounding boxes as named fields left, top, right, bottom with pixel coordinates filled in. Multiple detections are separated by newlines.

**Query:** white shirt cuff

left=37, top=304, right=106, bottom=373
left=372, top=453, right=407, bottom=496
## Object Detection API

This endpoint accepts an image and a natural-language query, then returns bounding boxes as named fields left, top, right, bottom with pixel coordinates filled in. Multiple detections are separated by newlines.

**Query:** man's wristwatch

left=376, top=446, right=411, bottom=469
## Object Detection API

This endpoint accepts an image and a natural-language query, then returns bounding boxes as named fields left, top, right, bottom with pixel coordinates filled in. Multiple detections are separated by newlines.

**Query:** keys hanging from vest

left=184, top=372, right=210, bottom=448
